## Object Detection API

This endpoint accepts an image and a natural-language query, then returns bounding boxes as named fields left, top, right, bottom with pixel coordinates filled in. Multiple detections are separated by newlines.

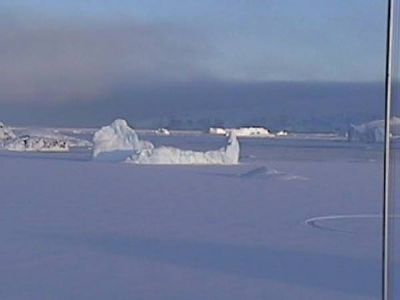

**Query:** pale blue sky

left=0, top=0, right=391, bottom=127
left=0, top=0, right=388, bottom=85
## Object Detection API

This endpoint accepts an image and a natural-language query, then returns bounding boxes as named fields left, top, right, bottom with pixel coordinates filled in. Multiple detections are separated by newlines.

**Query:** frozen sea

left=0, top=131, right=399, bottom=300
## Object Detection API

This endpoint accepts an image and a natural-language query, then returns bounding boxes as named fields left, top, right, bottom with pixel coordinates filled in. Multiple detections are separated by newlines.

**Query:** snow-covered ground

left=0, top=129, right=398, bottom=300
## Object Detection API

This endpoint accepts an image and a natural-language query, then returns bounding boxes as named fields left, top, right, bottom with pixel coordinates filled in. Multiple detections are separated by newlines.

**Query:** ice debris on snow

left=1, top=121, right=91, bottom=152
left=93, top=119, right=240, bottom=165
left=0, top=122, right=16, bottom=142
left=5, top=135, right=69, bottom=152
left=27, top=131, right=92, bottom=148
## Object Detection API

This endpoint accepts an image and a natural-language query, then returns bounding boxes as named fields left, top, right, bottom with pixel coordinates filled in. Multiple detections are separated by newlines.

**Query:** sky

left=0, top=0, right=392, bottom=127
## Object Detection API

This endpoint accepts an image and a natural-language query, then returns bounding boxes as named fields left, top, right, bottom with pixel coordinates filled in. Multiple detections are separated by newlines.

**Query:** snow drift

left=93, top=119, right=240, bottom=165
left=348, top=117, right=400, bottom=143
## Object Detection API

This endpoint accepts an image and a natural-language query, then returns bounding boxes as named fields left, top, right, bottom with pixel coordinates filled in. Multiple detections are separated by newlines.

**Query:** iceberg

left=93, top=119, right=240, bottom=165
left=130, top=133, right=239, bottom=165
left=348, top=117, right=400, bottom=143
left=93, top=119, right=153, bottom=161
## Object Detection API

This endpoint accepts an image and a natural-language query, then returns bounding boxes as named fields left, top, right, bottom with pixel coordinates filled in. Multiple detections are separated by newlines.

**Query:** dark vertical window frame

left=383, top=0, right=398, bottom=299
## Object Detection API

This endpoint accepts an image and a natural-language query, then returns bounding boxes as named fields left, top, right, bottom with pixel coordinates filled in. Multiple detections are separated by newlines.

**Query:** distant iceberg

left=209, top=127, right=227, bottom=135
left=209, top=126, right=274, bottom=138
left=228, top=127, right=274, bottom=137
left=348, top=117, right=400, bottom=143
left=155, top=128, right=171, bottom=136
left=93, top=119, right=240, bottom=165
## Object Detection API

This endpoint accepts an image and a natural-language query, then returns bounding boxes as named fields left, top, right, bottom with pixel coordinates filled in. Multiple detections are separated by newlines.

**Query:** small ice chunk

left=209, top=127, right=227, bottom=135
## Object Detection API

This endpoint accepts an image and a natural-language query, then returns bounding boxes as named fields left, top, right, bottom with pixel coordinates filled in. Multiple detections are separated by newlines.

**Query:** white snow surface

left=94, top=119, right=240, bottom=165
left=348, top=117, right=400, bottom=142
left=0, top=135, right=396, bottom=300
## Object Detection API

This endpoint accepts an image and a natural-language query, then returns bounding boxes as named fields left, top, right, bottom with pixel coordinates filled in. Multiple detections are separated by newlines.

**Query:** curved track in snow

left=305, top=214, right=400, bottom=233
